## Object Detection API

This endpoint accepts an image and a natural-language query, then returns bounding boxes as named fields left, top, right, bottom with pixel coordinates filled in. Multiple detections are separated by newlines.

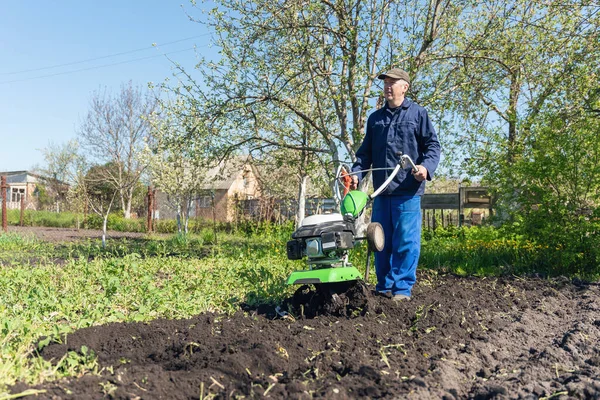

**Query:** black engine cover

left=321, top=231, right=355, bottom=252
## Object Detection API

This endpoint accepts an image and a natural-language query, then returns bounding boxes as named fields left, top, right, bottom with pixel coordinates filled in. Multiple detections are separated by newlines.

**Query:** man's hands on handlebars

left=344, top=165, right=428, bottom=189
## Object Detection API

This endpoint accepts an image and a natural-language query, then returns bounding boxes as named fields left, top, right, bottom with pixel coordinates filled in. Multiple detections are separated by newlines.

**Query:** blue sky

left=0, top=1, right=216, bottom=172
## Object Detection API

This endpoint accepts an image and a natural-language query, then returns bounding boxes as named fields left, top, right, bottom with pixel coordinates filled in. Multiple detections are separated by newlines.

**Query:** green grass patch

left=7, top=209, right=272, bottom=234
left=0, top=227, right=299, bottom=395
left=7, top=209, right=81, bottom=228
left=1, top=221, right=599, bottom=396
left=420, top=225, right=600, bottom=280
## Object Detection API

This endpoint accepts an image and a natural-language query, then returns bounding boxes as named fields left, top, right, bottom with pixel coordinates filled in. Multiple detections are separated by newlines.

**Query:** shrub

left=505, top=207, right=600, bottom=279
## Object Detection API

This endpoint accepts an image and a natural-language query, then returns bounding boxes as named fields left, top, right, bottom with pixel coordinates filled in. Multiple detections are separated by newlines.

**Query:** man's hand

left=412, top=165, right=428, bottom=182
left=350, top=175, right=359, bottom=190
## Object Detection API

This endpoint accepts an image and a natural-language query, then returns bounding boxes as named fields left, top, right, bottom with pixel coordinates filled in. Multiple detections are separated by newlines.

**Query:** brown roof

left=199, top=156, right=256, bottom=190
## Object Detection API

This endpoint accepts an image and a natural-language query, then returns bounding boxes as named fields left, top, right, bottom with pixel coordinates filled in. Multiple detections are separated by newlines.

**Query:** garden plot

left=10, top=273, right=600, bottom=399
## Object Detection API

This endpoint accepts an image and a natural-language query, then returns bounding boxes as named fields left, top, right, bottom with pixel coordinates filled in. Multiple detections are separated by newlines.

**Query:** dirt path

left=7, top=226, right=152, bottom=243
left=10, top=272, right=600, bottom=399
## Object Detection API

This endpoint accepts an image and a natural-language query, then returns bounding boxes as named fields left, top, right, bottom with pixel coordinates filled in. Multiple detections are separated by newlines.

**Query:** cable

left=1, top=34, right=211, bottom=76
left=0, top=47, right=198, bottom=85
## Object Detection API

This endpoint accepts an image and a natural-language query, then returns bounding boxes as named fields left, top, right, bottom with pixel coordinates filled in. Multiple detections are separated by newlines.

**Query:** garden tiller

left=285, top=155, right=419, bottom=298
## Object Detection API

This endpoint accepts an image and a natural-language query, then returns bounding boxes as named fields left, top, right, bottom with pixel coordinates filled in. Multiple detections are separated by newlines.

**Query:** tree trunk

left=507, top=70, right=521, bottom=163
left=176, top=203, right=182, bottom=234
left=102, top=214, right=108, bottom=248
left=184, top=198, right=192, bottom=235
left=296, top=175, right=308, bottom=229
left=120, top=189, right=127, bottom=218
left=124, top=194, right=132, bottom=219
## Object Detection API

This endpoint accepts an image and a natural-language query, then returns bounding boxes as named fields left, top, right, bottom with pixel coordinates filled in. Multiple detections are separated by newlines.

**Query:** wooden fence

left=236, top=186, right=494, bottom=227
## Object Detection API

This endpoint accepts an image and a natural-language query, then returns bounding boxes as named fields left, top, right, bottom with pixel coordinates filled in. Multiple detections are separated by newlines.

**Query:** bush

left=504, top=207, right=600, bottom=279
left=421, top=216, right=600, bottom=280
left=154, top=219, right=177, bottom=234
left=107, top=214, right=146, bottom=233
left=85, top=214, right=103, bottom=229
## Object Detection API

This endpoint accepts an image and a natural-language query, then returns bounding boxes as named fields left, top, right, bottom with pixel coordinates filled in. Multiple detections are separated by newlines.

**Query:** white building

left=0, top=171, right=41, bottom=210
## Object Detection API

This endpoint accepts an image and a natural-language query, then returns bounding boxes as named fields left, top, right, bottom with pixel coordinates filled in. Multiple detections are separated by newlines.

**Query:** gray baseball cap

left=378, top=68, right=410, bottom=84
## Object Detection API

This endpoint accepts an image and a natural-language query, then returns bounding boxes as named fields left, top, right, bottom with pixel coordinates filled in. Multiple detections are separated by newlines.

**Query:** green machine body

left=340, top=190, right=369, bottom=218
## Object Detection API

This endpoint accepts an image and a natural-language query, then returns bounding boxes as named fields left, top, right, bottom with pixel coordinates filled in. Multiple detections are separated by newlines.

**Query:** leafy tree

left=504, top=109, right=600, bottom=276
left=144, top=99, right=215, bottom=234
left=165, top=0, right=599, bottom=245
left=161, top=0, right=484, bottom=229
left=239, top=103, right=332, bottom=226
left=442, top=0, right=599, bottom=177
left=39, top=141, right=124, bottom=245
left=481, top=16, right=600, bottom=275
left=170, top=0, right=474, bottom=170
left=251, top=145, right=330, bottom=227
left=78, top=81, right=157, bottom=219
left=79, top=162, right=121, bottom=246
left=38, top=140, right=80, bottom=212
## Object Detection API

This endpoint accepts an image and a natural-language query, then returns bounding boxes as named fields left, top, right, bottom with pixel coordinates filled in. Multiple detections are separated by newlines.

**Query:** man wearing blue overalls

left=351, top=68, right=441, bottom=301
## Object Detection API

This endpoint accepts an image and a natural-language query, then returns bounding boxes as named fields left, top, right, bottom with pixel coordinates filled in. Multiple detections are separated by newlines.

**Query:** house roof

left=251, top=163, right=324, bottom=198
left=0, top=170, right=69, bottom=186
left=199, top=155, right=257, bottom=190
left=0, top=170, right=35, bottom=177
left=0, top=170, right=43, bottom=184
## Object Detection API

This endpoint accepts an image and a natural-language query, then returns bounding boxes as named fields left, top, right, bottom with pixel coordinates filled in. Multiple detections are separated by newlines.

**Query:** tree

left=250, top=141, right=330, bottom=227
left=39, top=141, right=123, bottom=246
left=78, top=81, right=157, bottom=219
left=172, top=0, right=472, bottom=169
left=442, top=1, right=599, bottom=176
left=504, top=41, right=600, bottom=215
left=82, top=162, right=121, bottom=246
left=505, top=107, right=600, bottom=274
left=38, top=140, right=80, bottom=212
left=144, top=99, right=214, bottom=234
left=233, top=98, right=332, bottom=226
left=167, top=0, right=598, bottom=233
left=160, top=0, right=480, bottom=230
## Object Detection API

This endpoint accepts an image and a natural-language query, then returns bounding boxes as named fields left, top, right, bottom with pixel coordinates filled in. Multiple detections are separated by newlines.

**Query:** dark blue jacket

left=352, top=98, right=441, bottom=196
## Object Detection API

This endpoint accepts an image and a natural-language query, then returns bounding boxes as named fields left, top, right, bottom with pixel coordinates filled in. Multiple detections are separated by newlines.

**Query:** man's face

left=383, top=78, right=409, bottom=104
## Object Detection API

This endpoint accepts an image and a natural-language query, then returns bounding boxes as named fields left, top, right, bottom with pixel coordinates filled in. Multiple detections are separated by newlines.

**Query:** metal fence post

left=20, top=195, right=25, bottom=226
left=147, top=186, right=153, bottom=233
left=1, top=176, right=7, bottom=232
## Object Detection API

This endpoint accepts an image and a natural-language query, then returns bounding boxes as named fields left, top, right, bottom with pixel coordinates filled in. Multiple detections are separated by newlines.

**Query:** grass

left=7, top=209, right=80, bottom=229
left=7, top=209, right=238, bottom=234
left=420, top=226, right=600, bottom=280
left=0, top=228, right=297, bottom=396
left=420, top=236, right=544, bottom=276
left=1, top=222, right=598, bottom=396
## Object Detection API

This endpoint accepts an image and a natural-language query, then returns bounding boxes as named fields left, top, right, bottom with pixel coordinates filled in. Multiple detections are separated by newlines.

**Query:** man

left=351, top=68, right=441, bottom=301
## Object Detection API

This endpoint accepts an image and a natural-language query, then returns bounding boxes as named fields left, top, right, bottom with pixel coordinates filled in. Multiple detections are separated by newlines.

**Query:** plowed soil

left=11, top=271, right=600, bottom=399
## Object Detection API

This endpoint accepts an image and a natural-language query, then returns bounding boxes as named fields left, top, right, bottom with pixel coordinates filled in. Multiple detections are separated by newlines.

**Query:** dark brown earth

left=11, top=271, right=600, bottom=399
left=7, top=226, right=153, bottom=243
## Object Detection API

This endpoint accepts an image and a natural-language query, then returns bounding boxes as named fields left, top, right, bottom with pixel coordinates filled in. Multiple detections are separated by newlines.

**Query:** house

left=0, top=171, right=41, bottom=210
left=195, top=157, right=261, bottom=222
left=154, top=157, right=262, bottom=223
